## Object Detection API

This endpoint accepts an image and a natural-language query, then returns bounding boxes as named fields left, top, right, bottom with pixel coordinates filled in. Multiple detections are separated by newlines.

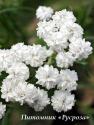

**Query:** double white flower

left=36, top=65, right=59, bottom=90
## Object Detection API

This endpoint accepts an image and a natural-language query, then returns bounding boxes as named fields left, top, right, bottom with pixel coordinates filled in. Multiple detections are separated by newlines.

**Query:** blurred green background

left=0, top=0, right=94, bottom=125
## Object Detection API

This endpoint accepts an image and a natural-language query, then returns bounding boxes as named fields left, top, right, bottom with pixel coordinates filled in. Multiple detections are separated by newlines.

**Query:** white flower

left=3, top=50, right=20, bottom=69
left=11, top=43, right=29, bottom=61
left=52, top=9, right=76, bottom=24
left=58, top=69, right=78, bottom=91
left=37, top=20, right=69, bottom=52
left=51, top=90, right=75, bottom=112
left=6, top=62, right=29, bottom=81
left=13, top=81, right=28, bottom=105
left=36, top=6, right=53, bottom=20
left=26, top=44, right=52, bottom=67
left=25, top=85, right=50, bottom=111
left=67, top=23, right=83, bottom=42
left=1, top=76, right=19, bottom=102
left=36, top=65, right=59, bottom=89
left=25, top=84, right=38, bottom=106
left=0, top=49, right=19, bottom=71
left=32, top=88, right=50, bottom=111
left=56, top=52, right=75, bottom=68
left=69, top=38, right=93, bottom=60
left=0, top=102, right=6, bottom=119
left=1, top=76, right=27, bottom=104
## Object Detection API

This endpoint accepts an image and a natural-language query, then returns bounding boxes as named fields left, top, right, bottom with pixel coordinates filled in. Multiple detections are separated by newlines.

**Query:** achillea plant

left=0, top=6, right=93, bottom=119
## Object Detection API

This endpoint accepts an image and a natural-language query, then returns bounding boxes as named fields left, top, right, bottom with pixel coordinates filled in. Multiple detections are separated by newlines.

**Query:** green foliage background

left=0, top=0, right=94, bottom=125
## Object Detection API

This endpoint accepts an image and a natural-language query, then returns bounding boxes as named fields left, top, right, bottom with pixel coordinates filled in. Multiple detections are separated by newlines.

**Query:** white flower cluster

left=0, top=43, right=51, bottom=116
left=0, top=102, right=6, bottom=119
left=36, top=6, right=92, bottom=68
left=1, top=78, right=49, bottom=111
left=35, top=6, right=92, bottom=112
left=35, top=65, right=78, bottom=112
left=11, top=43, right=52, bottom=67
left=0, top=6, right=93, bottom=119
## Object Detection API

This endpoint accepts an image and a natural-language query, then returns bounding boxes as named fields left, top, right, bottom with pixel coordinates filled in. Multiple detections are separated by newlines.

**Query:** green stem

left=47, top=52, right=57, bottom=65
left=1, top=108, right=12, bottom=125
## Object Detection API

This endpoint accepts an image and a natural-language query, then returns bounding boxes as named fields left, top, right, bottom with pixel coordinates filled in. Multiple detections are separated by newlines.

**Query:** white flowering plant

left=0, top=6, right=93, bottom=120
